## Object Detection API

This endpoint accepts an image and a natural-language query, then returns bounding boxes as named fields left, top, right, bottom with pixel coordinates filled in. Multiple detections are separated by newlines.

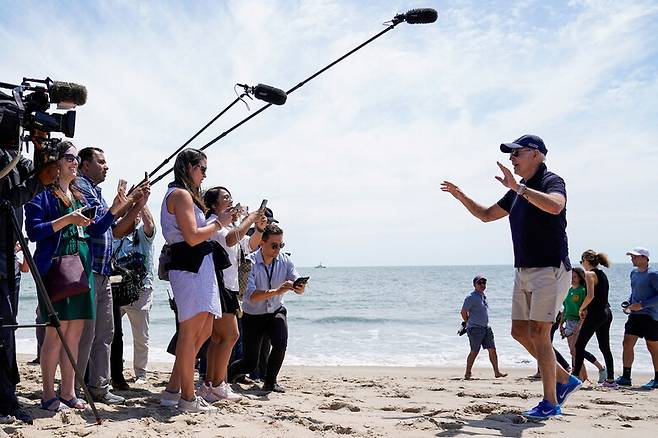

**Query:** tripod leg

left=8, top=208, right=103, bottom=424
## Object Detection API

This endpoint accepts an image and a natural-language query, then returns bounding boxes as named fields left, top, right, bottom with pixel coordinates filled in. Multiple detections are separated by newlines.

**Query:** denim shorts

left=467, top=326, right=495, bottom=352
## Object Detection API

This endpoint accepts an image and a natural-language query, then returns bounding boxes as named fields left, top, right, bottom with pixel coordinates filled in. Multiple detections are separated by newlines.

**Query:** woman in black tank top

left=587, top=268, right=610, bottom=314
left=572, top=250, right=615, bottom=384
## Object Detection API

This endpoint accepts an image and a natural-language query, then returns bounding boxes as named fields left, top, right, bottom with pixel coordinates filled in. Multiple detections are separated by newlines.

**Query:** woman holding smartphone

left=198, top=187, right=267, bottom=402
left=159, top=149, right=224, bottom=413
left=25, top=141, right=126, bottom=411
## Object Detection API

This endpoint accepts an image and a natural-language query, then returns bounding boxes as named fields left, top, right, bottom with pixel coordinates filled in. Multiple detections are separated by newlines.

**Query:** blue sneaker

left=641, top=379, right=658, bottom=390
left=522, top=400, right=561, bottom=420
left=556, top=375, right=582, bottom=406
left=614, top=376, right=632, bottom=387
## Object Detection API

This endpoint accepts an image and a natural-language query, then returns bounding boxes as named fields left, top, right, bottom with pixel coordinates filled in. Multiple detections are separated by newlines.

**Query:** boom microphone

left=394, top=8, right=438, bottom=24
left=48, top=81, right=88, bottom=106
left=237, top=83, right=287, bottom=105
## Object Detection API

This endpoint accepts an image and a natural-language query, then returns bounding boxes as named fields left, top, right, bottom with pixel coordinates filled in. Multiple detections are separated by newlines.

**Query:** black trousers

left=230, top=317, right=271, bottom=379
left=109, top=303, right=126, bottom=383
left=573, top=307, right=614, bottom=380
left=550, top=316, right=571, bottom=370
left=228, top=307, right=288, bottom=385
left=0, top=277, right=20, bottom=413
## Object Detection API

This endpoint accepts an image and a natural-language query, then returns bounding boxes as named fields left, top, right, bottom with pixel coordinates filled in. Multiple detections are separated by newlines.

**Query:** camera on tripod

left=0, top=77, right=87, bottom=170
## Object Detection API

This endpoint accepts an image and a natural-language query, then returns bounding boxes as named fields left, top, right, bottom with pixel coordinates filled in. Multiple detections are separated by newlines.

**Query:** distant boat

left=314, top=262, right=326, bottom=268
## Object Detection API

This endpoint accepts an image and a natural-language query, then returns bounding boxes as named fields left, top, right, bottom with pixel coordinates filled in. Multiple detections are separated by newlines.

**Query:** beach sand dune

left=4, top=360, right=657, bottom=437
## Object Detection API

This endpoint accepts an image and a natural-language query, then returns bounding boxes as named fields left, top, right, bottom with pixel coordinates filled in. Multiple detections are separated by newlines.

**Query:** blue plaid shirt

left=76, top=174, right=115, bottom=276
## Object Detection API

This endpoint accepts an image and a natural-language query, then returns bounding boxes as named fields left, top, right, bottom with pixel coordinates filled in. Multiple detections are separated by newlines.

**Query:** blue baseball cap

left=500, top=134, right=548, bottom=155
left=472, top=275, right=487, bottom=286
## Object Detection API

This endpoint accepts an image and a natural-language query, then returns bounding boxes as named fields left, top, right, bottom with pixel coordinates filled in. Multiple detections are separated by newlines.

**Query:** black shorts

left=220, top=289, right=240, bottom=314
left=624, top=314, right=658, bottom=341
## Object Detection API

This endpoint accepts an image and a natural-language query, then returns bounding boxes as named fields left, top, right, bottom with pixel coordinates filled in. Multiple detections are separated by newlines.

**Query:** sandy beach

left=1, top=355, right=656, bottom=437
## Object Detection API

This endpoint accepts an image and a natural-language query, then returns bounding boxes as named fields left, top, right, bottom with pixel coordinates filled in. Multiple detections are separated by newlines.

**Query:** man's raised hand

left=440, top=181, right=464, bottom=199
left=495, top=162, right=519, bottom=191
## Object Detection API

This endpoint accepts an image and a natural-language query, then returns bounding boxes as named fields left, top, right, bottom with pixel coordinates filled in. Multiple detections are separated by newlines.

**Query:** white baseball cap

left=626, top=247, right=650, bottom=258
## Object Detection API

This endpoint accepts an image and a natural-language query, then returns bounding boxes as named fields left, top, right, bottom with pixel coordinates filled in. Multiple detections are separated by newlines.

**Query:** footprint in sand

left=318, top=401, right=361, bottom=412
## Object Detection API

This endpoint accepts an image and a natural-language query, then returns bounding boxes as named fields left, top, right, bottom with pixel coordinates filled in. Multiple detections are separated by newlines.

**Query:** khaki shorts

left=511, top=263, right=570, bottom=322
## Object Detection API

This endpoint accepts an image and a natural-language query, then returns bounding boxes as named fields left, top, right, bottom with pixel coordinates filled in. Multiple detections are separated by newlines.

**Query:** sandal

left=58, top=397, right=87, bottom=410
left=40, top=397, right=66, bottom=412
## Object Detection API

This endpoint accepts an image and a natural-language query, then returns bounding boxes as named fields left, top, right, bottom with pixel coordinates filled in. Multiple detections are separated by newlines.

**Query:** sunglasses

left=509, top=148, right=535, bottom=158
left=195, top=164, right=207, bottom=175
left=62, top=154, right=81, bottom=164
left=476, top=280, right=487, bottom=285
left=271, top=242, right=285, bottom=250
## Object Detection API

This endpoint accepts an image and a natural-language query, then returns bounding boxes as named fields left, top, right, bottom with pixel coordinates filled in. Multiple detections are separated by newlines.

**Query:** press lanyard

left=265, top=259, right=276, bottom=290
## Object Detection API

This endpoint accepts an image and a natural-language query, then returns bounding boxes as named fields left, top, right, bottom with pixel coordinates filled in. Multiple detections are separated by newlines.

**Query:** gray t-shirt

left=462, top=291, right=489, bottom=328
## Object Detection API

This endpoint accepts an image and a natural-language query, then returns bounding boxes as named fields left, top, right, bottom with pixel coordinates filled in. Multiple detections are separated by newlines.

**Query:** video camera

left=0, top=77, right=87, bottom=170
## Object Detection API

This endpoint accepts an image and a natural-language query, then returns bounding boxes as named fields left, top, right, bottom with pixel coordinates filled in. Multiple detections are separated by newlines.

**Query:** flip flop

left=40, top=397, right=66, bottom=412
left=58, top=397, right=87, bottom=410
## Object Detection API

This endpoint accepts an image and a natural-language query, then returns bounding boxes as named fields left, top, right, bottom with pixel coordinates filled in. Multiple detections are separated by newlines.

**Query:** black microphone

left=394, top=8, right=438, bottom=24
left=254, top=84, right=287, bottom=105
left=237, top=83, right=287, bottom=105
left=48, top=81, right=88, bottom=106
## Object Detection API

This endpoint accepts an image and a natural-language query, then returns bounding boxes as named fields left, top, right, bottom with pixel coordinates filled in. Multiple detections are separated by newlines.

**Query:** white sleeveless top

left=160, top=187, right=221, bottom=321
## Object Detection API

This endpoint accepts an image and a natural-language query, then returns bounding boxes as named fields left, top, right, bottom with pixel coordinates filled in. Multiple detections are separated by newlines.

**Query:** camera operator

left=0, top=132, right=56, bottom=424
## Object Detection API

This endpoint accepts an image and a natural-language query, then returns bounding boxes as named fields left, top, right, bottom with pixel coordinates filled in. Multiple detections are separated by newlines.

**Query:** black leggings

left=550, top=318, right=571, bottom=370
left=572, top=307, right=614, bottom=380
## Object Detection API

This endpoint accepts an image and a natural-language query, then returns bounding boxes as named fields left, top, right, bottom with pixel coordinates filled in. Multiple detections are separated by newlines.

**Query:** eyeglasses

left=195, top=164, right=207, bottom=175
left=509, top=148, right=534, bottom=158
left=62, top=154, right=81, bottom=164
left=271, top=242, right=285, bottom=250
left=476, top=280, right=487, bottom=285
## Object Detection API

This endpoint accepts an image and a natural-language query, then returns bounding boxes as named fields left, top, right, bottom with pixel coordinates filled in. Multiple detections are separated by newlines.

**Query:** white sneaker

left=134, top=377, right=147, bottom=385
left=160, top=389, right=181, bottom=407
left=197, top=382, right=220, bottom=403
left=178, top=396, right=218, bottom=413
left=211, top=382, right=241, bottom=401
left=598, top=368, right=607, bottom=384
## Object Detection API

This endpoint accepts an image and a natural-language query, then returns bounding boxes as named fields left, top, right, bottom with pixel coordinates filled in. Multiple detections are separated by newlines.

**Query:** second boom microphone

left=238, top=83, right=288, bottom=105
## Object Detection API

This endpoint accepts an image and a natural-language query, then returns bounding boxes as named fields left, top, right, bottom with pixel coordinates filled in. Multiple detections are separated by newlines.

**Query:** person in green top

left=560, top=266, right=606, bottom=383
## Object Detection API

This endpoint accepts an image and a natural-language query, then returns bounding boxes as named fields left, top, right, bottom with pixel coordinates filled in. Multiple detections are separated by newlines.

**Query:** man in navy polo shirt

left=441, top=134, right=580, bottom=420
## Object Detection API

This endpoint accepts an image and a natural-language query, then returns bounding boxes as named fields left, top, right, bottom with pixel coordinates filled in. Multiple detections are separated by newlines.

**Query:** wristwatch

left=516, top=183, right=527, bottom=196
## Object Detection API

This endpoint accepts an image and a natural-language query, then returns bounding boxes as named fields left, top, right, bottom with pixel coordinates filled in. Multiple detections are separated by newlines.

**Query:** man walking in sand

left=441, top=134, right=581, bottom=420
left=615, top=247, right=658, bottom=389
left=461, top=275, right=507, bottom=380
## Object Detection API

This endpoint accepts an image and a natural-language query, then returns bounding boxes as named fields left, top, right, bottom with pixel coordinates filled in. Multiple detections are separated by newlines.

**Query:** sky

left=1, top=0, right=657, bottom=267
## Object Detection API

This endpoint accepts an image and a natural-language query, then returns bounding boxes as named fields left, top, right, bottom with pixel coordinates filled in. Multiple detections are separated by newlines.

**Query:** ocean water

left=13, top=264, right=654, bottom=371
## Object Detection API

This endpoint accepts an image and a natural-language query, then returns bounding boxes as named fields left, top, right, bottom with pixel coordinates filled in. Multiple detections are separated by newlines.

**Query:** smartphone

left=81, top=206, right=97, bottom=219
left=118, top=178, right=128, bottom=193
left=259, top=199, right=268, bottom=211
left=293, top=276, right=310, bottom=288
left=233, top=203, right=242, bottom=213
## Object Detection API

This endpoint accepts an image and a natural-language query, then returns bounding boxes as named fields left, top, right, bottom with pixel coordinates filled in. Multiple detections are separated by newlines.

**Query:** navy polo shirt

left=497, top=163, right=571, bottom=269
